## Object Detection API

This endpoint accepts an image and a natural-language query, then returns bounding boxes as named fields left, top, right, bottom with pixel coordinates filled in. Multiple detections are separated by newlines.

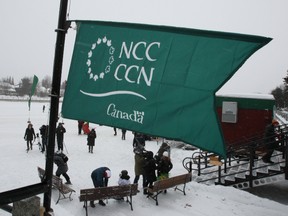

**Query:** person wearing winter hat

left=157, top=151, right=173, bottom=180
left=114, top=170, right=131, bottom=200
left=24, top=123, right=36, bottom=152
left=90, top=167, right=111, bottom=207
left=133, top=145, right=147, bottom=192
left=118, top=170, right=131, bottom=186
left=262, top=119, right=280, bottom=163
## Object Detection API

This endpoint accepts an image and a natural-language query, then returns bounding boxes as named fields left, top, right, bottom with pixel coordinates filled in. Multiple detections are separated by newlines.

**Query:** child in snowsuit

left=115, top=170, right=131, bottom=200
left=118, top=170, right=131, bottom=186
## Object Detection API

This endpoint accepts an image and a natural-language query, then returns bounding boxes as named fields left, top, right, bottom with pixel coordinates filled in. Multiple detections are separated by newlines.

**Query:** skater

left=39, top=124, right=48, bottom=153
left=90, top=167, right=111, bottom=207
left=121, top=129, right=127, bottom=140
left=24, top=123, right=36, bottom=152
left=42, top=105, right=45, bottom=113
left=113, top=127, right=117, bottom=136
left=53, top=151, right=71, bottom=184
left=78, top=120, right=84, bottom=135
left=87, top=128, right=96, bottom=153
left=56, top=122, right=66, bottom=152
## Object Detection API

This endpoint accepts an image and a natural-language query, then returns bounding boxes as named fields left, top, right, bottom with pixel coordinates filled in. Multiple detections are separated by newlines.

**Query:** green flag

left=28, top=75, right=39, bottom=111
left=62, top=20, right=271, bottom=157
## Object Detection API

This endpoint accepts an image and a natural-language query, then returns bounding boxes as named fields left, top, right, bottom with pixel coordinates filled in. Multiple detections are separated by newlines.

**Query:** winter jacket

left=56, top=124, right=66, bottom=142
left=118, top=174, right=131, bottom=186
left=157, top=156, right=173, bottom=177
left=91, top=167, right=110, bottom=188
left=54, top=153, right=68, bottom=176
left=87, top=129, right=96, bottom=146
left=24, top=127, right=36, bottom=141
left=134, top=153, right=145, bottom=176
left=143, top=153, right=157, bottom=182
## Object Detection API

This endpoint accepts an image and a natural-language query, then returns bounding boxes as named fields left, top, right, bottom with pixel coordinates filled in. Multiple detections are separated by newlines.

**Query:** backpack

left=56, top=152, right=69, bottom=163
left=62, top=153, right=69, bottom=163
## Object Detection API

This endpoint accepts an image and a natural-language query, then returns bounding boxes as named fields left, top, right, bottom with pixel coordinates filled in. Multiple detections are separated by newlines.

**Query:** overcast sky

left=0, top=0, right=287, bottom=94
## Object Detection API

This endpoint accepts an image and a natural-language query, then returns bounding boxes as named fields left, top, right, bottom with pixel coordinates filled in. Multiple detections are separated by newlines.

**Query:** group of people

left=24, top=122, right=66, bottom=153
left=133, top=139, right=173, bottom=195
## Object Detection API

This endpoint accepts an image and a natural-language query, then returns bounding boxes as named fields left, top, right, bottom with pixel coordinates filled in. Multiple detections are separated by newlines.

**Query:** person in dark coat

left=133, top=132, right=145, bottom=147
left=143, top=151, right=157, bottom=195
left=24, top=123, right=36, bottom=152
left=90, top=167, right=111, bottom=207
left=133, top=145, right=146, bottom=193
left=78, top=120, right=84, bottom=135
left=262, top=119, right=279, bottom=163
left=157, top=151, right=173, bottom=180
left=39, top=124, right=48, bottom=153
left=54, top=152, right=71, bottom=184
left=87, top=128, right=96, bottom=153
left=56, top=122, right=66, bottom=152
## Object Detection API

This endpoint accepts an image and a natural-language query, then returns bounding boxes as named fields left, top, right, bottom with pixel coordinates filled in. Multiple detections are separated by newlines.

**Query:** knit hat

left=104, top=170, right=111, bottom=178
left=120, top=170, right=130, bottom=180
left=272, top=119, right=279, bottom=125
left=163, top=151, right=169, bottom=157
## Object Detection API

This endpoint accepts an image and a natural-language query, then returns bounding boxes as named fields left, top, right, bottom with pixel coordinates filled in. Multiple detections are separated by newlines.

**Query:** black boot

left=98, top=200, right=106, bottom=206
left=90, top=201, right=95, bottom=208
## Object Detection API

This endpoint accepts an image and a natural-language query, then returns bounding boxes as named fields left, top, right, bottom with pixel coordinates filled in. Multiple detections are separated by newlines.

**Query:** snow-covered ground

left=1, top=100, right=288, bottom=216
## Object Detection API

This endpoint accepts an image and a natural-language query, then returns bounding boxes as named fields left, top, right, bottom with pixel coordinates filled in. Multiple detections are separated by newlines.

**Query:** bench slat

left=37, top=167, right=75, bottom=204
left=151, top=173, right=191, bottom=192
left=79, top=184, right=137, bottom=201
left=147, top=173, right=191, bottom=206
left=79, top=184, right=138, bottom=215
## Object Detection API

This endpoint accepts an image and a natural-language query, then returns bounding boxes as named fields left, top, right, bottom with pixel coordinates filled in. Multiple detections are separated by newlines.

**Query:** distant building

left=0, top=82, right=17, bottom=95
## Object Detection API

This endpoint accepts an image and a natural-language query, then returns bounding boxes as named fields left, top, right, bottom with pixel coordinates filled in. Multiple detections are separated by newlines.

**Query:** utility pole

left=43, top=0, right=69, bottom=214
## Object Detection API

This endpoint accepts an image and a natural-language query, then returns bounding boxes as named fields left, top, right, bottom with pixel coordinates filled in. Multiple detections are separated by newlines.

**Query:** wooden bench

left=79, top=184, right=138, bottom=216
left=37, top=167, right=75, bottom=204
left=147, top=172, right=192, bottom=205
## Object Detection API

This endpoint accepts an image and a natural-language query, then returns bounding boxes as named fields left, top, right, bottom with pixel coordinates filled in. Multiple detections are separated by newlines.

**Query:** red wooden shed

left=215, top=93, right=275, bottom=147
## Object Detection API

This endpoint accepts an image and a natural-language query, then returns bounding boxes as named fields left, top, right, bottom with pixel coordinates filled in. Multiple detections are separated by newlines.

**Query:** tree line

left=272, top=70, right=288, bottom=109
left=0, top=76, right=66, bottom=97
left=1, top=71, right=288, bottom=107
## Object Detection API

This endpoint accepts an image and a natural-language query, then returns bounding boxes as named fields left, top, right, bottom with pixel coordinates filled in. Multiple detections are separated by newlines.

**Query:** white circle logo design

left=86, top=36, right=115, bottom=81
left=81, top=36, right=146, bottom=100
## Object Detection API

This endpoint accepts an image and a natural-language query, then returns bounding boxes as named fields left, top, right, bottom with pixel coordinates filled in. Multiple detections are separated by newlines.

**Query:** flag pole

left=43, top=0, right=69, bottom=214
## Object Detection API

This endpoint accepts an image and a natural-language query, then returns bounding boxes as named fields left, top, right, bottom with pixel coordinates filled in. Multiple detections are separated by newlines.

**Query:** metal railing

left=183, top=124, right=288, bottom=188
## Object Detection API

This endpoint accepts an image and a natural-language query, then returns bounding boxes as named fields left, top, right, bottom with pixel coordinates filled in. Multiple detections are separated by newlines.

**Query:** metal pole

left=43, top=0, right=69, bottom=214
